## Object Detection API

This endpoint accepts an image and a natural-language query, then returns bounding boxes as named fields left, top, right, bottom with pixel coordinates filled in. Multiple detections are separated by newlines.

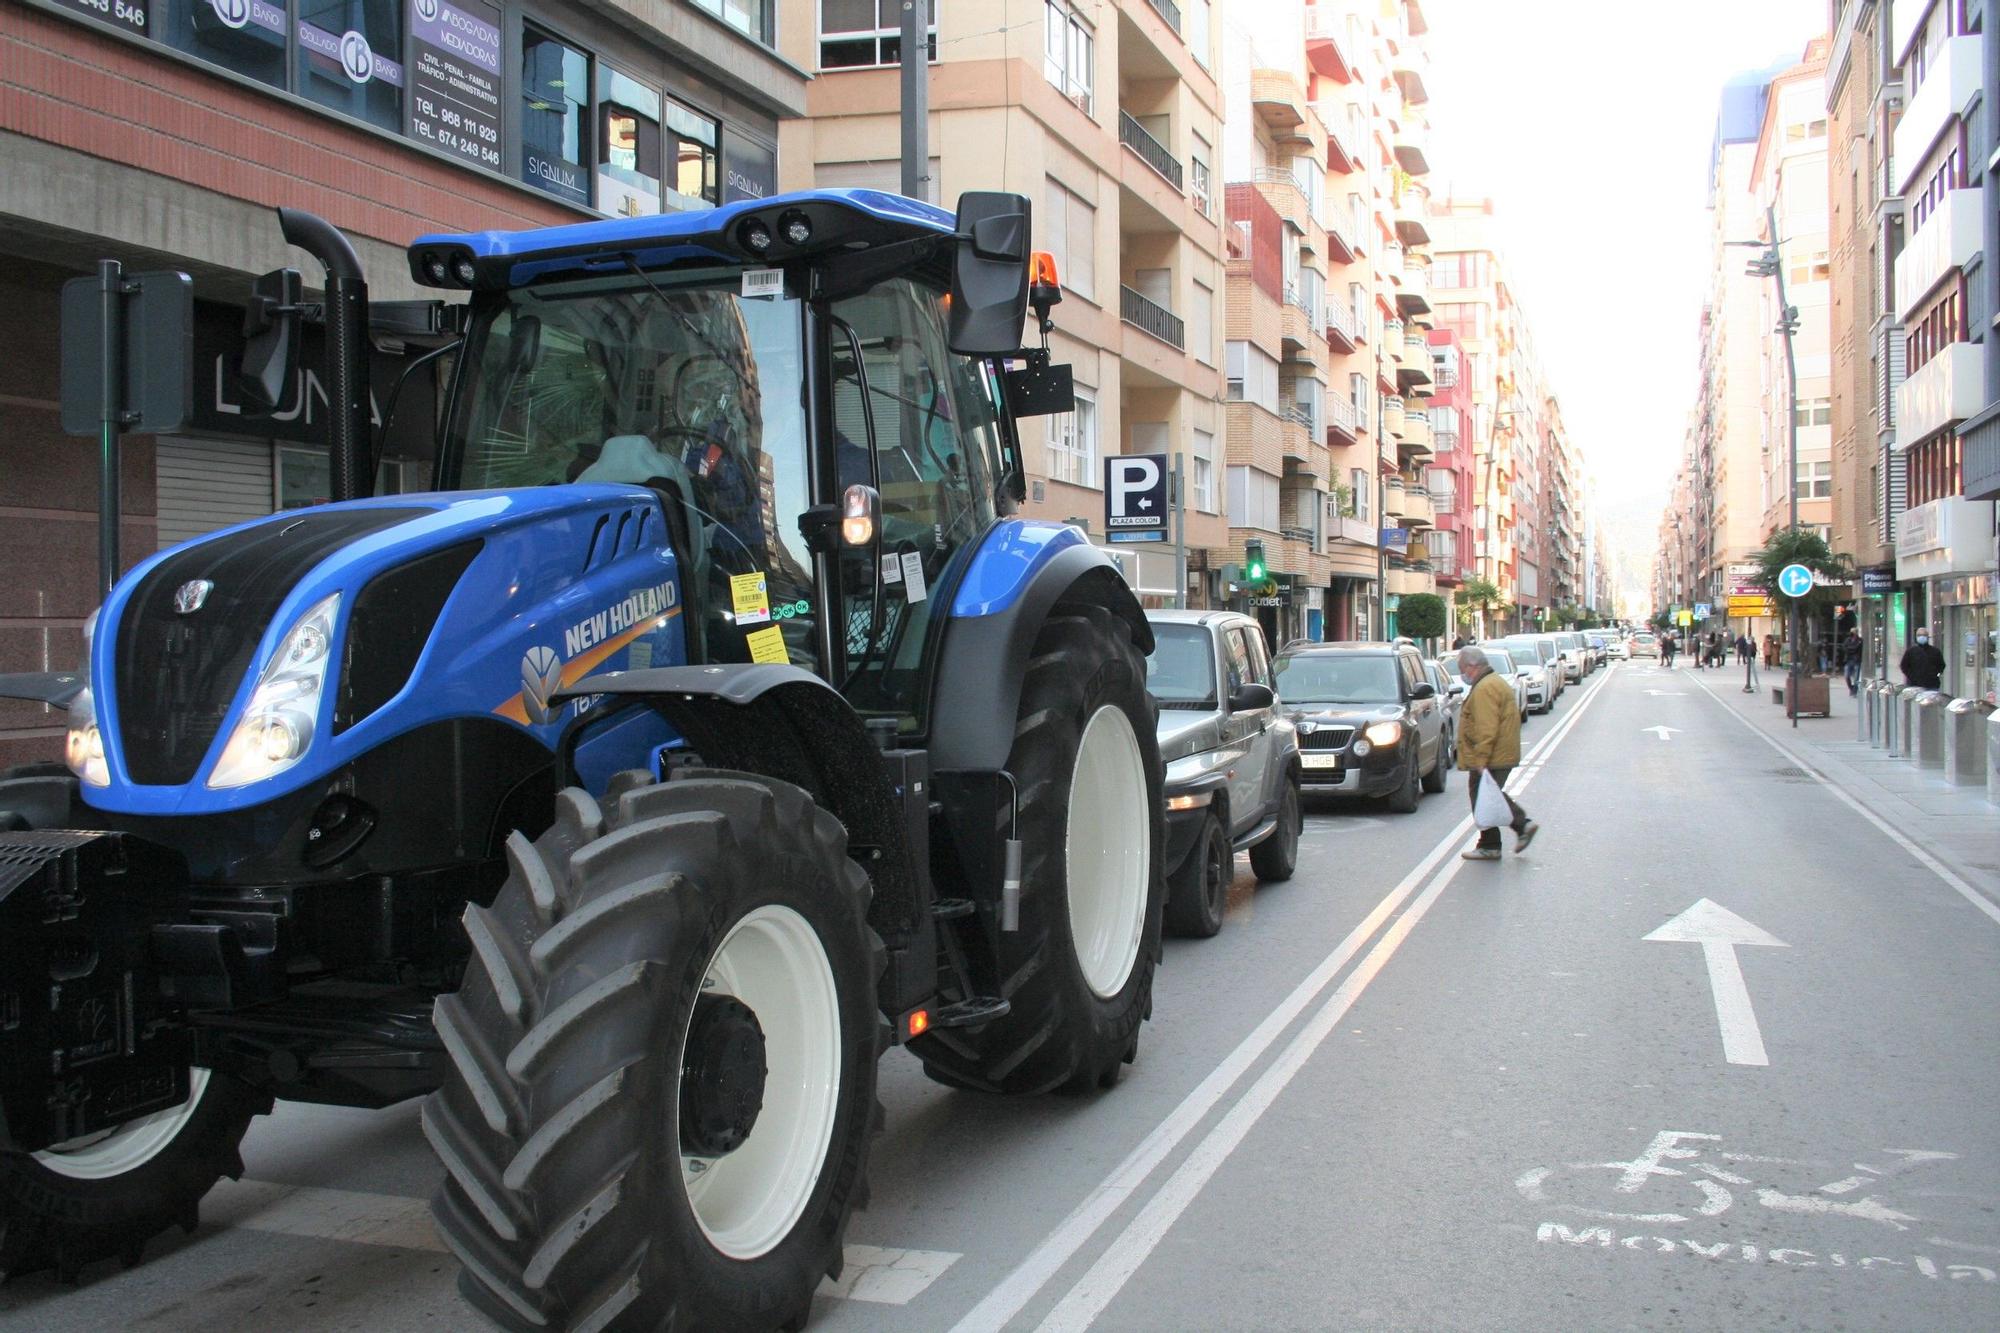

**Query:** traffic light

left=1245, top=539, right=1267, bottom=583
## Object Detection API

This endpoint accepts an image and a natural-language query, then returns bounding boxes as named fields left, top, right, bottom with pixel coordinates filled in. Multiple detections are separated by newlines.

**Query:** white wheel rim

left=1066, top=704, right=1151, bottom=999
left=34, top=1068, right=210, bottom=1180
left=681, top=904, right=841, bottom=1260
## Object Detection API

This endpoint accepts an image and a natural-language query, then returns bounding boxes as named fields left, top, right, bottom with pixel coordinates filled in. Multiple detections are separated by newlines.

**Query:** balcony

left=1321, top=113, right=1360, bottom=174
left=1392, top=48, right=1430, bottom=105
left=1325, top=299, right=1359, bottom=353
left=1403, top=488, right=1434, bottom=527
left=1334, top=514, right=1376, bottom=546
left=1893, top=35, right=1980, bottom=196
left=1250, top=69, right=1311, bottom=145
left=1895, top=342, right=1981, bottom=447
left=1304, top=5, right=1355, bottom=82
left=1253, top=166, right=1309, bottom=231
left=1394, top=262, right=1431, bottom=315
left=1385, top=481, right=1409, bottom=519
left=1325, top=392, right=1358, bottom=444
left=1379, top=242, right=1406, bottom=283
left=1121, top=285, right=1184, bottom=350
left=1322, top=209, right=1357, bottom=264
left=1393, top=116, right=1431, bottom=176
left=1119, top=111, right=1184, bottom=192
left=1387, top=566, right=1432, bottom=596
left=1382, top=394, right=1406, bottom=437
left=1145, top=0, right=1182, bottom=34
left=1399, top=410, right=1433, bottom=453
left=1895, top=189, right=1981, bottom=321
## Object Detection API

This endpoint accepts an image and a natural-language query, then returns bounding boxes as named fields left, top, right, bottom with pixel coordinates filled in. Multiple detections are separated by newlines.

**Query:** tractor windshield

left=447, top=269, right=820, bottom=668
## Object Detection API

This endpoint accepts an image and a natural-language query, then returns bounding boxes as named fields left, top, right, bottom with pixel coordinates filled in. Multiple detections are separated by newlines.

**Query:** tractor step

left=930, top=897, right=976, bottom=920
left=931, top=996, right=1009, bottom=1028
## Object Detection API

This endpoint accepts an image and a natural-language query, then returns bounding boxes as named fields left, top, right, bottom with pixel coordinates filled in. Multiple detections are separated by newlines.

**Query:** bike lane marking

left=1686, top=670, right=2000, bottom=927
left=1011, top=666, right=1620, bottom=1333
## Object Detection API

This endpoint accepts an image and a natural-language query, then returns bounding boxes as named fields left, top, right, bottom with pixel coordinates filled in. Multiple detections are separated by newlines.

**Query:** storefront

left=1894, top=496, right=1998, bottom=699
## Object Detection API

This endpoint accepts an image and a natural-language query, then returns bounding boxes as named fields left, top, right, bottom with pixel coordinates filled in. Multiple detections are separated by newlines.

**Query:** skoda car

left=1274, top=641, right=1448, bottom=814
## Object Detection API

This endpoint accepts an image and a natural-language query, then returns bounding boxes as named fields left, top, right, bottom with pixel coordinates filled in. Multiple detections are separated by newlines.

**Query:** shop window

left=297, top=0, right=403, bottom=132
left=163, top=0, right=289, bottom=91
left=598, top=68, right=664, bottom=217
left=521, top=28, right=591, bottom=205
left=821, top=0, right=936, bottom=70
left=665, top=97, right=721, bottom=211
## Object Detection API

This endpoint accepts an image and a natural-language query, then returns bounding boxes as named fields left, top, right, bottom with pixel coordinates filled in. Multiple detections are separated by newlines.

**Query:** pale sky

left=1418, top=0, right=1826, bottom=574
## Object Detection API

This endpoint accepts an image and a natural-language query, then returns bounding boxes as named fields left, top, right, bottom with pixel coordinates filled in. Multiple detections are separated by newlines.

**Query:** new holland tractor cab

left=0, top=189, right=1165, bottom=1329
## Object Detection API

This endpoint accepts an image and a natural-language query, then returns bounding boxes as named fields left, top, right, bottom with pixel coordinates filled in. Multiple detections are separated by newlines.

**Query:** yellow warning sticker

left=746, top=625, right=789, bottom=664
left=730, top=572, right=771, bottom=625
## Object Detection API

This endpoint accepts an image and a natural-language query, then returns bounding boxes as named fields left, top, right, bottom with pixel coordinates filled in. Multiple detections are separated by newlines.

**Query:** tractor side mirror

left=948, top=191, right=1031, bottom=356
left=237, top=267, right=302, bottom=415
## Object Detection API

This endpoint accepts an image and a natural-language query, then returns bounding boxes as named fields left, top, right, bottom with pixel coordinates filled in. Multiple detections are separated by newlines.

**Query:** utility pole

left=1734, top=207, right=1801, bottom=724
left=898, top=0, right=929, bottom=200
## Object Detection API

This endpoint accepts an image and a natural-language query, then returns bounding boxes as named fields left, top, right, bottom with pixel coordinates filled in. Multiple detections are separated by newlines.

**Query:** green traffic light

left=1245, top=540, right=1267, bottom=582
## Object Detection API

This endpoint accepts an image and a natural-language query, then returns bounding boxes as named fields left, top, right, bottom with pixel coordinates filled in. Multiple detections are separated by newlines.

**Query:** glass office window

left=665, top=96, right=720, bottom=211
left=163, top=0, right=289, bottom=91
left=597, top=67, right=663, bottom=218
left=297, top=0, right=403, bottom=132
left=521, top=27, right=591, bottom=205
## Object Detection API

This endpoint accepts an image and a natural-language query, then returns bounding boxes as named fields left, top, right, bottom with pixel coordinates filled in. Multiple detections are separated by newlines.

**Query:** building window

left=1191, top=281, right=1214, bottom=366
left=1227, top=466, right=1282, bottom=532
left=1042, top=179, right=1096, bottom=300
left=1795, top=459, right=1833, bottom=499
left=1349, top=467, right=1370, bottom=522
left=297, top=0, right=403, bottom=132
left=1349, top=372, right=1370, bottom=432
left=1784, top=117, right=1828, bottom=143
left=1186, top=0, right=1212, bottom=69
left=522, top=26, right=591, bottom=205
left=598, top=67, right=663, bottom=217
left=1787, top=251, right=1831, bottom=286
left=1193, top=428, right=1216, bottom=513
left=1191, top=134, right=1213, bottom=219
left=1046, top=386, right=1098, bottom=487
left=1226, top=340, right=1279, bottom=412
left=1043, top=2, right=1094, bottom=112
left=161, top=0, right=289, bottom=91
left=692, top=0, right=773, bottom=46
left=821, top=0, right=935, bottom=70
left=1792, top=396, right=1832, bottom=427
left=666, top=96, right=721, bottom=210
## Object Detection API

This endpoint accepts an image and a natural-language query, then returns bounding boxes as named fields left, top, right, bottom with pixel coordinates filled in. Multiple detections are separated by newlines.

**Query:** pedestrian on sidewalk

left=1455, top=646, right=1537, bottom=861
left=1900, top=628, right=1946, bottom=691
left=1841, top=627, right=1864, bottom=695
left=1735, top=632, right=1755, bottom=663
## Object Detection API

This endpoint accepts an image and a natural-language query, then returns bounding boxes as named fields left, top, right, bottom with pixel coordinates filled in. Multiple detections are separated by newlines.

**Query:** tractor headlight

left=65, top=609, right=106, bottom=787
left=1364, top=720, right=1403, bottom=747
left=208, top=595, right=340, bottom=790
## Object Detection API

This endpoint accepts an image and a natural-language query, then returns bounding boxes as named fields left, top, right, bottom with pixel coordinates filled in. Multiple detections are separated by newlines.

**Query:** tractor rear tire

left=912, top=604, right=1165, bottom=1095
left=0, top=1068, right=266, bottom=1283
left=425, top=773, right=883, bottom=1333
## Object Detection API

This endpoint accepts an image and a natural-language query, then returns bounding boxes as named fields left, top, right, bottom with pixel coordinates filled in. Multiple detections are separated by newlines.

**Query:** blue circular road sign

left=1777, top=563, right=1814, bottom=598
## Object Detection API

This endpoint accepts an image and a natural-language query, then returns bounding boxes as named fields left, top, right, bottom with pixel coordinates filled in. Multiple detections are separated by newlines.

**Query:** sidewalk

left=1676, top=662, right=2000, bottom=912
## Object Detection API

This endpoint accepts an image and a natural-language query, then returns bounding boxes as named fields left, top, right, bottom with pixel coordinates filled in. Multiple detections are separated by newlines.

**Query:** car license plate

left=1301, top=753, right=1341, bottom=770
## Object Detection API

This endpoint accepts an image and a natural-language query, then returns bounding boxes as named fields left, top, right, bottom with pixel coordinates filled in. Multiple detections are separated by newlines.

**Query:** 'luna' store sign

left=188, top=300, right=436, bottom=453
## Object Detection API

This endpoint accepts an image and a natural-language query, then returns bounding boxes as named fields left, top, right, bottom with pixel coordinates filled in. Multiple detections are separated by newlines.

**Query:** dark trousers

left=1468, top=765, right=1529, bottom=849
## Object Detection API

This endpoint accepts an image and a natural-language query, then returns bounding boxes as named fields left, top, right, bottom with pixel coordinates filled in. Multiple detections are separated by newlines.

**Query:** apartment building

left=1886, top=0, right=1996, bottom=702
left=1424, top=328, right=1476, bottom=616
left=1751, top=46, right=1835, bottom=545
left=1825, top=0, right=1905, bottom=676
left=0, top=0, right=798, bottom=767
left=779, top=0, right=1230, bottom=607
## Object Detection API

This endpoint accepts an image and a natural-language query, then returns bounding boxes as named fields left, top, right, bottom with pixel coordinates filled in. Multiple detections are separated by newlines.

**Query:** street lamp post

left=1733, top=206, right=1802, bottom=727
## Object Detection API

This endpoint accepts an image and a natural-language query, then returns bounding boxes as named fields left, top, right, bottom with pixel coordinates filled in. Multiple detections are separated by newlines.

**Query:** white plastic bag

left=1473, top=770, right=1512, bottom=830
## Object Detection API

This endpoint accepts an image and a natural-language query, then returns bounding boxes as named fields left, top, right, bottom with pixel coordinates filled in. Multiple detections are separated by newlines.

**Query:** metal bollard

left=1864, top=681, right=1886, bottom=747
left=1942, top=698, right=1995, bottom=787
left=1892, top=687, right=1927, bottom=758
left=1914, top=691, right=1950, bottom=770
left=1989, top=710, right=2000, bottom=807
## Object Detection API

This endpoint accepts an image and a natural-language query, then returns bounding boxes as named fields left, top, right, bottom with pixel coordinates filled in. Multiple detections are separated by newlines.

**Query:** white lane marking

left=1640, top=725, right=1680, bottom=740
left=1643, top=899, right=1789, bottom=1066
left=208, top=1179, right=958, bottom=1304
left=1014, top=666, right=1619, bottom=1333
left=1642, top=690, right=1685, bottom=697
left=819, top=1245, right=962, bottom=1305
left=1686, top=671, right=2000, bottom=928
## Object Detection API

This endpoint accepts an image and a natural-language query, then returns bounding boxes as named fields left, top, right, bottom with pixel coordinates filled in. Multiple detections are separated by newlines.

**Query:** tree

left=1397, top=592, right=1446, bottom=641
left=1458, top=577, right=1508, bottom=632
left=1752, top=527, right=1854, bottom=624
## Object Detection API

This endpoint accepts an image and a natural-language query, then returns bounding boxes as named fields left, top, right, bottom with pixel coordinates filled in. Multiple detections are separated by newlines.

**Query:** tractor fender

left=930, top=530, right=1150, bottom=773
left=552, top=665, right=928, bottom=953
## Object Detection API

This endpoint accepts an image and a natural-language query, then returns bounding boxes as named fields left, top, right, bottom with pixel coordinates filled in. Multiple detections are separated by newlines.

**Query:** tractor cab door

left=825, top=275, right=1005, bottom=737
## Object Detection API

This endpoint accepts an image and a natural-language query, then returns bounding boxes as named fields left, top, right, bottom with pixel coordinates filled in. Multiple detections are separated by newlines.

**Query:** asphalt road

left=4, top=661, right=1996, bottom=1331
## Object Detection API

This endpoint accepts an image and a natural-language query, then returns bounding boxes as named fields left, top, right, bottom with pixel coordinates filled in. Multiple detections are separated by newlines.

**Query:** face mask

left=1916, top=634, right=1929, bottom=644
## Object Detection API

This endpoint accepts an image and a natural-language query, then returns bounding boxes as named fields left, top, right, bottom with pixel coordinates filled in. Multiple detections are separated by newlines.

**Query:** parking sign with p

left=1105, top=453, right=1169, bottom=543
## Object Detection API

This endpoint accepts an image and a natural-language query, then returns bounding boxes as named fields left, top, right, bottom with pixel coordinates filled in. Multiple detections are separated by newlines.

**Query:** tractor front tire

left=425, top=773, right=883, bottom=1332
left=913, top=604, right=1165, bottom=1095
left=0, top=1069, right=266, bottom=1283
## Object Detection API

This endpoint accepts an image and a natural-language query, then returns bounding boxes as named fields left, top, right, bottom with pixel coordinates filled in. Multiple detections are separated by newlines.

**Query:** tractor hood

left=81, top=486, right=685, bottom=817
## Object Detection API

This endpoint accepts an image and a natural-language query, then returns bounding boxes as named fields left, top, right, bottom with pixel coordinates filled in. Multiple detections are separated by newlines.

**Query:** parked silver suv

left=1145, top=611, right=1302, bottom=938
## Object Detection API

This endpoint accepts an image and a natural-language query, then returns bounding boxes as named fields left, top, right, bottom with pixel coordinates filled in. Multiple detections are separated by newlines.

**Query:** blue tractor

left=0, top=190, right=1164, bottom=1328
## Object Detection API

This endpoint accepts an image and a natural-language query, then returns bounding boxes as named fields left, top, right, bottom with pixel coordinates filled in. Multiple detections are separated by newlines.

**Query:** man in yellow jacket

left=1456, top=646, right=1539, bottom=861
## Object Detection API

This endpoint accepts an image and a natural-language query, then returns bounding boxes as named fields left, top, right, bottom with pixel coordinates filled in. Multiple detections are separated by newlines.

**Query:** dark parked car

left=1145, top=611, right=1302, bottom=938
left=1274, top=641, right=1448, bottom=813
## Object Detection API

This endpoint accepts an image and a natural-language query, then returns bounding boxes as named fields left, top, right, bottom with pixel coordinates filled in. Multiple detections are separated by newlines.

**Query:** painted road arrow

left=1640, top=725, right=1680, bottom=740
left=1642, top=689, right=1684, bottom=696
left=1644, top=899, right=1789, bottom=1066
